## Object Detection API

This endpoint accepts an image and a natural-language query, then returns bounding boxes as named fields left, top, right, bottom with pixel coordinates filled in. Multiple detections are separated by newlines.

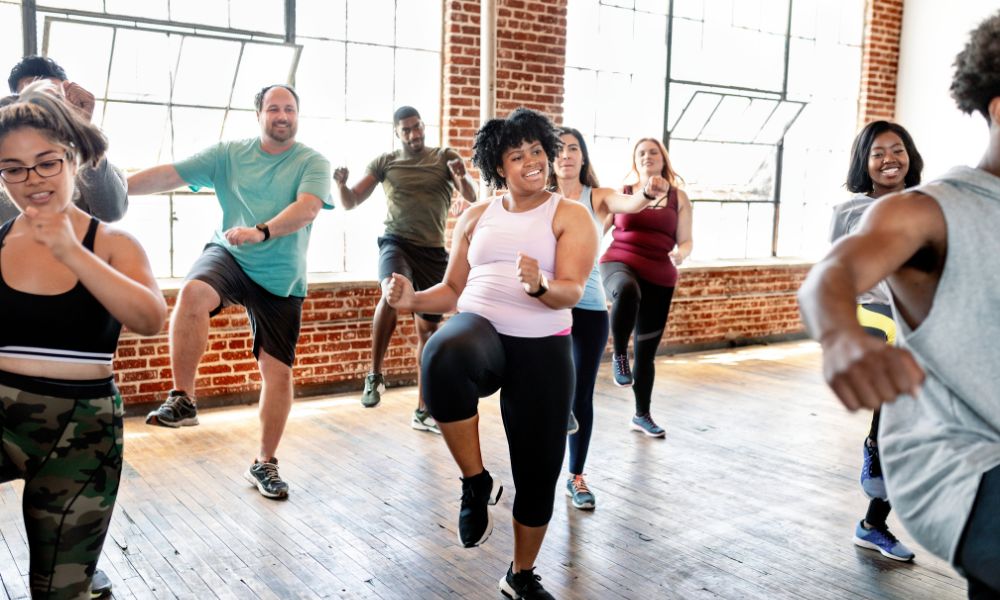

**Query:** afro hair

left=950, top=10, right=1000, bottom=120
left=472, top=107, right=560, bottom=189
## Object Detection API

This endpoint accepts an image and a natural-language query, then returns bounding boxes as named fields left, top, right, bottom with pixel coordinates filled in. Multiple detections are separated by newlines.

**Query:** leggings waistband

left=0, top=368, right=117, bottom=399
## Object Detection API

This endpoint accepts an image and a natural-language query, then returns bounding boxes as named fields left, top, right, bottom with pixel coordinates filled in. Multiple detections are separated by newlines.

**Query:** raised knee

left=177, top=280, right=220, bottom=315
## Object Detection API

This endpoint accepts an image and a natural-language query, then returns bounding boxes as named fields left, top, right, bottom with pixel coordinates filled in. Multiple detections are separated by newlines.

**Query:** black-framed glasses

left=0, top=157, right=65, bottom=183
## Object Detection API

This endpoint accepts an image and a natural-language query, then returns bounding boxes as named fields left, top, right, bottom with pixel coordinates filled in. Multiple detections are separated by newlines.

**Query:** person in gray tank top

left=799, top=11, right=1000, bottom=598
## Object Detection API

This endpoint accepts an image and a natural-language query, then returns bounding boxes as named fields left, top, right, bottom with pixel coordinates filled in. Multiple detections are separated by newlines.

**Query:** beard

left=267, top=121, right=297, bottom=142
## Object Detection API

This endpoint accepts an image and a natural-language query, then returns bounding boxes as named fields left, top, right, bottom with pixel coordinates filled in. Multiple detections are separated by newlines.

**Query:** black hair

left=472, top=107, right=560, bottom=189
left=950, top=10, right=1000, bottom=120
left=8, top=56, right=68, bottom=93
left=547, top=126, right=600, bottom=189
left=845, top=120, right=923, bottom=194
left=393, top=105, right=421, bottom=125
left=254, top=84, right=300, bottom=112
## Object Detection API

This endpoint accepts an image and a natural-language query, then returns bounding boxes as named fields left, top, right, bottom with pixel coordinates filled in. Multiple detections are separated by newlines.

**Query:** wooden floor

left=0, top=342, right=967, bottom=599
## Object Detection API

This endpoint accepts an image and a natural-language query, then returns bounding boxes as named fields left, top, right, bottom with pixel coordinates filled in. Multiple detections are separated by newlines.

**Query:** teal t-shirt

left=175, top=138, right=332, bottom=297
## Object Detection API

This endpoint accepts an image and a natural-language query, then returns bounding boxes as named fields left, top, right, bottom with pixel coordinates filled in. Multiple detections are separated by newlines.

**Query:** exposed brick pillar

left=857, top=0, right=904, bottom=125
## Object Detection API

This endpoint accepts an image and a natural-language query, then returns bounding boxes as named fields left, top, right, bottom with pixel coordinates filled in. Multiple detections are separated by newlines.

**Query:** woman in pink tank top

left=599, top=137, right=693, bottom=437
left=385, top=108, right=598, bottom=598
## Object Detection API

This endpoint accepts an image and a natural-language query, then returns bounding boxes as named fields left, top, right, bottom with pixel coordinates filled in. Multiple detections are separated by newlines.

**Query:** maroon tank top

left=599, top=186, right=680, bottom=287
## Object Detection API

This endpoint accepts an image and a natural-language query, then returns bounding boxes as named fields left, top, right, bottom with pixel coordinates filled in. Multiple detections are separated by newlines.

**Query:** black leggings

left=600, top=261, right=675, bottom=415
left=422, top=312, right=574, bottom=527
left=957, top=465, right=1000, bottom=599
left=569, top=308, right=609, bottom=475
left=860, top=304, right=891, bottom=526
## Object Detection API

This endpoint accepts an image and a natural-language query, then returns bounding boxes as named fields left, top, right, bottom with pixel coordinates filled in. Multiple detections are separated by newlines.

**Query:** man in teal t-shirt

left=128, top=84, right=331, bottom=499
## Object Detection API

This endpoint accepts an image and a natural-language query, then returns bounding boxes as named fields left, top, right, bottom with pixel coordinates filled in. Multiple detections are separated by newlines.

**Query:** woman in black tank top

left=0, top=82, right=166, bottom=598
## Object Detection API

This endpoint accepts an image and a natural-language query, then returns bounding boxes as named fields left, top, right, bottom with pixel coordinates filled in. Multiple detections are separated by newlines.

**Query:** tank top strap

left=82, top=216, right=100, bottom=251
left=667, top=187, right=679, bottom=212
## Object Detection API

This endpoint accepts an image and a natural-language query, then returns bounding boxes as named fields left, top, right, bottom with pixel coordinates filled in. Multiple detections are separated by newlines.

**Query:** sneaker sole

left=411, top=419, right=441, bottom=434
left=145, top=413, right=199, bottom=428
left=613, top=379, right=633, bottom=388
left=565, top=487, right=596, bottom=510
left=498, top=575, right=521, bottom=599
left=458, top=478, right=503, bottom=548
left=243, top=470, right=289, bottom=500
left=630, top=422, right=666, bottom=438
left=853, top=536, right=914, bottom=562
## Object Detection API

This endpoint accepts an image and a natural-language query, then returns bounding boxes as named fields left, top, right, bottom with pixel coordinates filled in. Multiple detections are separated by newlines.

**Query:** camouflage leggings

left=0, top=379, right=123, bottom=600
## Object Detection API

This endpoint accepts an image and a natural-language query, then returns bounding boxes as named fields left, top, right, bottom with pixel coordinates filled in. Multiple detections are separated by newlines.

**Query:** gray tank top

left=880, top=165, right=1000, bottom=563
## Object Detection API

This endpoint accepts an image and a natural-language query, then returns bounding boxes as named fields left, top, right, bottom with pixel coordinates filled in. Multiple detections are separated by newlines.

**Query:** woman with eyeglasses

left=0, top=82, right=166, bottom=598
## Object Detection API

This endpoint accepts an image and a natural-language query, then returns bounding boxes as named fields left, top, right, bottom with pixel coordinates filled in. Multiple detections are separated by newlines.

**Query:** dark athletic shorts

left=377, top=234, right=448, bottom=323
left=186, top=244, right=303, bottom=367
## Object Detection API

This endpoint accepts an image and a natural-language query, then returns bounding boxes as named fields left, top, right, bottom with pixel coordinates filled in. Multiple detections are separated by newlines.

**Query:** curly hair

left=472, top=107, right=560, bottom=189
left=846, top=120, right=923, bottom=194
left=0, top=81, right=107, bottom=167
left=950, top=10, right=1000, bottom=120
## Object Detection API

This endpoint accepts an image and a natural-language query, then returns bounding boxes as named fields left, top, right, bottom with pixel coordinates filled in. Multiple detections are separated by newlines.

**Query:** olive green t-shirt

left=367, top=147, right=460, bottom=247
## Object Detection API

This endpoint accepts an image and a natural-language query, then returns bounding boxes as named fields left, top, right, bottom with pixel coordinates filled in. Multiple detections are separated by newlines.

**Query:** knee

left=177, top=280, right=219, bottom=315
left=611, top=278, right=641, bottom=304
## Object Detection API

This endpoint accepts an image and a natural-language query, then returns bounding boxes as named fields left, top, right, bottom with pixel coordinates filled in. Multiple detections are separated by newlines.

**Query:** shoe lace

left=872, top=525, right=899, bottom=546
left=514, top=568, right=544, bottom=592
left=258, top=461, right=282, bottom=484
left=636, top=413, right=657, bottom=429
left=614, top=354, right=629, bottom=373
left=866, top=444, right=883, bottom=478
left=572, top=475, right=591, bottom=495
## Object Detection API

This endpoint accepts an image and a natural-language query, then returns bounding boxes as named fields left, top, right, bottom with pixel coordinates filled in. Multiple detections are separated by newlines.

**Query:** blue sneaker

left=861, top=442, right=887, bottom=500
left=853, top=521, right=915, bottom=561
left=630, top=413, right=665, bottom=438
left=612, top=353, right=633, bottom=387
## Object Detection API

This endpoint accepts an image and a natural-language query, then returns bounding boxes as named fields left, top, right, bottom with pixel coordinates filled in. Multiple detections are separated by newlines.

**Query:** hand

left=22, top=206, right=80, bottom=260
left=450, top=197, right=472, bottom=216
left=515, top=251, right=542, bottom=294
left=333, top=167, right=349, bottom=185
left=447, top=158, right=467, bottom=178
left=384, top=272, right=415, bottom=309
left=821, top=331, right=925, bottom=411
left=645, top=175, right=669, bottom=199
left=224, top=226, right=266, bottom=246
left=669, top=248, right=685, bottom=266
left=61, top=81, right=96, bottom=122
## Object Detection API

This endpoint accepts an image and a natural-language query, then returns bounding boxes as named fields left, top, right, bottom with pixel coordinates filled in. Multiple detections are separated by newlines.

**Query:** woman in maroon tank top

left=599, top=137, right=692, bottom=437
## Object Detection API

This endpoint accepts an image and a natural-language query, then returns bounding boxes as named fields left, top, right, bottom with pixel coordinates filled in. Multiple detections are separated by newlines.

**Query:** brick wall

left=857, top=0, right=904, bottom=124
left=115, top=264, right=809, bottom=408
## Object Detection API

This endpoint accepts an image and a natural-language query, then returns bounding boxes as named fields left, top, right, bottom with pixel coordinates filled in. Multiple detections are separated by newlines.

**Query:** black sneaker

left=612, top=353, right=633, bottom=387
left=458, top=470, right=503, bottom=547
left=499, top=563, right=555, bottom=599
left=145, top=390, right=199, bottom=427
left=90, top=568, right=112, bottom=598
left=244, top=457, right=289, bottom=499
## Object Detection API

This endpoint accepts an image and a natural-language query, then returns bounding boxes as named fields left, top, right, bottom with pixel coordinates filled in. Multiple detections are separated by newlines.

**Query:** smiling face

left=555, top=132, right=583, bottom=181
left=634, top=140, right=665, bottom=179
left=867, top=130, right=910, bottom=197
left=497, top=139, right=548, bottom=195
left=0, top=126, right=76, bottom=214
left=257, top=86, right=298, bottom=144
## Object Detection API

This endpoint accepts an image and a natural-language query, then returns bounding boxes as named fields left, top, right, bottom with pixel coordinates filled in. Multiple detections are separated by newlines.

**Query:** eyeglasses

left=0, top=157, right=65, bottom=183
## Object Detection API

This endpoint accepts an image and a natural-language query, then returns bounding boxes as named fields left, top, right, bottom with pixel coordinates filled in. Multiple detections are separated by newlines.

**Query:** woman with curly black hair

left=799, top=11, right=1000, bottom=598
left=386, top=107, right=597, bottom=599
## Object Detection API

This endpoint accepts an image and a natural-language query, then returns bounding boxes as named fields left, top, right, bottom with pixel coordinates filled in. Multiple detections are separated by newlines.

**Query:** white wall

left=895, top=1, right=997, bottom=179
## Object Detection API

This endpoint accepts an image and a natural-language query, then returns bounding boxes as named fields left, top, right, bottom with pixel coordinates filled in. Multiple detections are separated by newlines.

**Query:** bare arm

left=591, top=175, right=670, bottom=221
left=798, top=191, right=941, bottom=410
left=521, top=199, right=598, bottom=309
left=224, top=193, right=325, bottom=246
left=670, top=189, right=693, bottom=265
left=332, top=168, right=378, bottom=210
left=127, top=164, right=186, bottom=196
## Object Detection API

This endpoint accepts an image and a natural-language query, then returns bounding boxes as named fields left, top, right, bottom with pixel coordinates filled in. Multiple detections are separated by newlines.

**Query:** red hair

left=625, top=137, right=680, bottom=188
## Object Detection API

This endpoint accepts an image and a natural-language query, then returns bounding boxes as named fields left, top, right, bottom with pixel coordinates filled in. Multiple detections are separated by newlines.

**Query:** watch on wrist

left=527, top=274, right=549, bottom=298
left=642, top=182, right=656, bottom=201
left=255, top=222, right=271, bottom=241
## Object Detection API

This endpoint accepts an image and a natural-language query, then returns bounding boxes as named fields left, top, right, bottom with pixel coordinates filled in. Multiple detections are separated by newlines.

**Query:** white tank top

left=457, top=193, right=571, bottom=337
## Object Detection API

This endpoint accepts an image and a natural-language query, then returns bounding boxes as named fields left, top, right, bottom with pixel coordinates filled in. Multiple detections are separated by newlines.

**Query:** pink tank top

left=599, top=186, right=680, bottom=287
left=457, top=193, right=571, bottom=337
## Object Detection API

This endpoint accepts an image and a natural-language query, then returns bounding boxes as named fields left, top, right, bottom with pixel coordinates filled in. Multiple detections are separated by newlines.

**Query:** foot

left=458, top=470, right=502, bottom=548
left=90, top=568, right=112, bottom=598
left=244, top=457, right=290, bottom=499
left=361, top=373, right=385, bottom=408
left=630, top=412, right=665, bottom=438
left=567, top=411, right=579, bottom=435
left=499, top=563, right=555, bottom=599
left=566, top=474, right=596, bottom=510
left=861, top=441, right=887, bottom=500
left=411, top=408, right=441, bottom=434
left=612, top=353, right=633, bottom=387
left=853, top=520, right=915, bottom=561
left=145, top=390, right=199, bottom=427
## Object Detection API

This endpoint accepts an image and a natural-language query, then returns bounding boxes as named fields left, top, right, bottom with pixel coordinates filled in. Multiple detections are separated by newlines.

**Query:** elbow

left=129, top=299, right=168, bottom=336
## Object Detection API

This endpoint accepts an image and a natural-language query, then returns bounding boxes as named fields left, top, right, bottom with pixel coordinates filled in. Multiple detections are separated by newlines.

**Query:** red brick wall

left=858, top=0, right=904, bottom=124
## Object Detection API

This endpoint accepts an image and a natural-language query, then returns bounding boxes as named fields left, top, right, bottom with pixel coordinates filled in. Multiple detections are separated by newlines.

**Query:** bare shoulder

left=864, top=191, right=945, bottom=239
left=675, top=187, right=691, bottom=208
left=460, top=200, right=492, bottom=238
left=97, top=222, right=146, bottom=258
left=555, top=195, right=591, bottom=221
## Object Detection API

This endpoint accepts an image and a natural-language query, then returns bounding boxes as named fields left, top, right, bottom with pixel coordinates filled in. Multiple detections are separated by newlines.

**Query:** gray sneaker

left=412, top=408, right=441, bottom=434
left=361, top=373, right=385, bottom=408
left=244, top=458, right=289, bottom=499
left=90, top=568, right=112, bottom=598
left=145, top=390, right=199, bottom=427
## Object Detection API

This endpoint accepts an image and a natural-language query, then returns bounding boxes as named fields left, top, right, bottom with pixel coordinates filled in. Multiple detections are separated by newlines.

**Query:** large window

left=565, top=0, right=865, bottom=261
left=7, top=1, right=442, bottom=279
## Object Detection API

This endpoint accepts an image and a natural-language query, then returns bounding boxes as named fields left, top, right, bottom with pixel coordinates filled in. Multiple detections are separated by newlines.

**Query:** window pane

left=102, top=103, right=171, bottom=170
left=296, top=40, right=346, bottom=119
left=221, top=109, right=261, bottom=143
left=0, top=4, right=23, bottom=74
left=306, top=211, right=344, bottom=273
left=347, top=0, right=394, bottom=45
left=563, top=68, right=597, bottom=134
left=297, top=0, right=347, bottom=40
left=40, top=0, right=102, bottom=11
left=396, top=0, right=441, bottom=51
left=230, top=43, right=299, bottom=110
left=104, top=0, right=168, bottom=20
left=228, top=0, right=286, bottom=35
left=115, top=196, right=172, bottom=278
left=170, top=107, right=226, bottom=161
left=172, top=37, right=241, bottom=107
left=394, top=49, right=440, bottom=126
left=746, top=203, right=774, bottom=257
left=590, top=136, right=631, bottom=190
left=170, top=0, right=229, bottom=27
left=172, top=193, right=223, bottom=278
left=107, top=29, right=176, bottom=103
left=345, top=43, right=393, bottom=121
left=594, top=71, right=631, bottom=136
left=43, top=21, right=113, bottom=94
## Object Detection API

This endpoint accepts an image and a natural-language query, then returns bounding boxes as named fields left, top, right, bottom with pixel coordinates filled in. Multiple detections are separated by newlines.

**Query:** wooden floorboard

left=0, top=341, right=968, bottom=599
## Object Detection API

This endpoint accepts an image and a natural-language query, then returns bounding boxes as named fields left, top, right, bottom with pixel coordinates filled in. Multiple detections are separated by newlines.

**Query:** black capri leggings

left=422, top=312, right=574, bottom=527
left=600, top=261, right=675, bottom=415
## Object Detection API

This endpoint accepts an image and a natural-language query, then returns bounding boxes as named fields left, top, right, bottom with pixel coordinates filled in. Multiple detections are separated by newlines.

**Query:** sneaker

left=458, top=470, right=503, bottom=548
left=145, top=390, right=199, bottom=427
left=566, top=474, right=596, bottom=510
left=412, top=408, right=441, bottom=434
left=90, top=568, right=112, bottom=598
left=853, top=520, right=915, bottom=561
left=567, top=411, right=579, bottom=435
left=630, top=413, right=665, bottom=438
left=861, top=441, right=887, bottom=500
left=244, top=457, right=289, bottom=499
left=361, top=373, right=386, bottom=408
left=499, top=563, right=555, bottom=600
left=612, top=353, right=633, bottom=387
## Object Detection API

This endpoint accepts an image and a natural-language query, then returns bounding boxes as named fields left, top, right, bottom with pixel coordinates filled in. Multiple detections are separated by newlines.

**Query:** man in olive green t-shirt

left=333, top=106, right=476, bottom=432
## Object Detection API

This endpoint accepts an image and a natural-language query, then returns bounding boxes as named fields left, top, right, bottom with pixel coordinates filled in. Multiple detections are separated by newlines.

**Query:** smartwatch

left=255, top=222, right=271, bottom=241
left=527, top=274, right=549, bottom=298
